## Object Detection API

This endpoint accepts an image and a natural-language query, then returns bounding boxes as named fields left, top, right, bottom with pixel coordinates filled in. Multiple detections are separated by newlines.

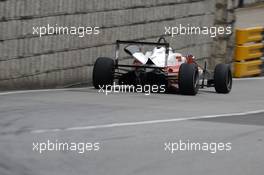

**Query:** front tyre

left=93, top=57, right=115, bottom=89
left=214, top=64, right=232, bottom=94
left=178, top=63, right=199, bottom=95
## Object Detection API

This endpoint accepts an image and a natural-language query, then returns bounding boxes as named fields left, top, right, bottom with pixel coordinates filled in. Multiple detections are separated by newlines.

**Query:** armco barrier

left=234, top=27, right=264, bottom=78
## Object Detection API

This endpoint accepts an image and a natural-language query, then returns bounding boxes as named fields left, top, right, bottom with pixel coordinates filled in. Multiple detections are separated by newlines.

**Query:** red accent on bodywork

left=133, top=59, right=142, bottom=70
left=166, top=64, right=180, bottom=73
left=176, top=56, right=182, bottom=62
left=186, top=55, right=195, bottom=64
left=133, top=59, right=142, bottom=65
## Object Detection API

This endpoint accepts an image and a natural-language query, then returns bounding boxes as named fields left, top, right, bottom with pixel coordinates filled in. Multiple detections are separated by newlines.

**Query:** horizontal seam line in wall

left=117, top=43, right=213, bottom=61
left=0, top=36, right=213, bottom=63
left=0, top=13, right=214, bottom=61
left=120, top=56, right=211, bottom=62
left=0, top=0, right=204, bottom=22
left=0, top=42, right=210, bottom=81
left=0, top=57, right=212, bottom=81
left=0, top=64, right=92, bottom=81
left=0, top=12, right=213, bottom=42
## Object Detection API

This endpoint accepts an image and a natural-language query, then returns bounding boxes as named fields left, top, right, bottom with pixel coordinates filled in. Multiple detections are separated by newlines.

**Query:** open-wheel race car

left=93, top=37, right=232, bottom=95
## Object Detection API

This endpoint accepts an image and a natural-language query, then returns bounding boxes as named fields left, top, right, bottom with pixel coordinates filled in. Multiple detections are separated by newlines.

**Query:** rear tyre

left=93, top=57, right=115, bottom=89
left=214, top=64, right=232, bottom=94
left=178, top=63, right=199, bottom=95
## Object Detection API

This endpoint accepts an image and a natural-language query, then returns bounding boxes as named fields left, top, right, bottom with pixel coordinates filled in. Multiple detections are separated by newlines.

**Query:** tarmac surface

left=0, top=78, right=264, bottom=175
left=236, top=4, right=264, bottom=28
left=0, top=4, right=264, bottom=175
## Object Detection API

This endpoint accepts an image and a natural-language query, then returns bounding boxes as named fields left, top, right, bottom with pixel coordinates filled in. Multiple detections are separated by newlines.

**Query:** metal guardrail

left=234, top=27, right=264, bottom=78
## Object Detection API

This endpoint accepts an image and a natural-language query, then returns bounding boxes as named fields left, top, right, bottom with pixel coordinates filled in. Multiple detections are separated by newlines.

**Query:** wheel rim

left=194, top=72, right=199, bottom=88
left=226, top=71, right=232, bottom=90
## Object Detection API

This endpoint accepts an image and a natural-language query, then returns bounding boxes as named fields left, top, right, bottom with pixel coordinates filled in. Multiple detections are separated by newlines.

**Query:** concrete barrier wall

left=0, top=0, right=237, bottom=90
left=243, top=0, right=264, bottom=5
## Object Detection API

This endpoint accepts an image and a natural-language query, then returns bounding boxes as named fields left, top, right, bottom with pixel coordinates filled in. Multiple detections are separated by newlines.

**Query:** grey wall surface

left=243, top=0, right=264, bottom=5
left=0, top=0, right=237, bottom=90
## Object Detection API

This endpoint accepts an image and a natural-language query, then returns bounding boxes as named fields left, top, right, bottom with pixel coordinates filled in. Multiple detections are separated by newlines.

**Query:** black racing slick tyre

left=214, top=64, right=232, bottom=94
left=93, top=57, right=115, bottom=89
left=178, top=63, right=199, bottom=95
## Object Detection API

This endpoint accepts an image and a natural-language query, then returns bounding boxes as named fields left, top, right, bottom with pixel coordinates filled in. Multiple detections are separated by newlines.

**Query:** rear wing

left=115, top=39, right=170, bottom=68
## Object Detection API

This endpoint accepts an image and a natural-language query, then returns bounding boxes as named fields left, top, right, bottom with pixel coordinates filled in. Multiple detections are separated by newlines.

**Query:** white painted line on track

left=0, top=77, right=264, bottom=96
left=0, top=87, right=88, bottom=96
left=31, top=109, right=264, bottom=134
left=234, top=77, right=264, bottom=81
left=0, top=77, right=263, bottom=96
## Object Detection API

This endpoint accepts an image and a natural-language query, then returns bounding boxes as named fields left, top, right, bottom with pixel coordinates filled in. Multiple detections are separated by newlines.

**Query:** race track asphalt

left=0, top=78, right=263, bottom=175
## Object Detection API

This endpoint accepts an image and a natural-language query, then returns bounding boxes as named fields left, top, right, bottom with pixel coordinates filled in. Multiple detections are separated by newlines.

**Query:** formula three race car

left=93, top=37, right=232, bottom=95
